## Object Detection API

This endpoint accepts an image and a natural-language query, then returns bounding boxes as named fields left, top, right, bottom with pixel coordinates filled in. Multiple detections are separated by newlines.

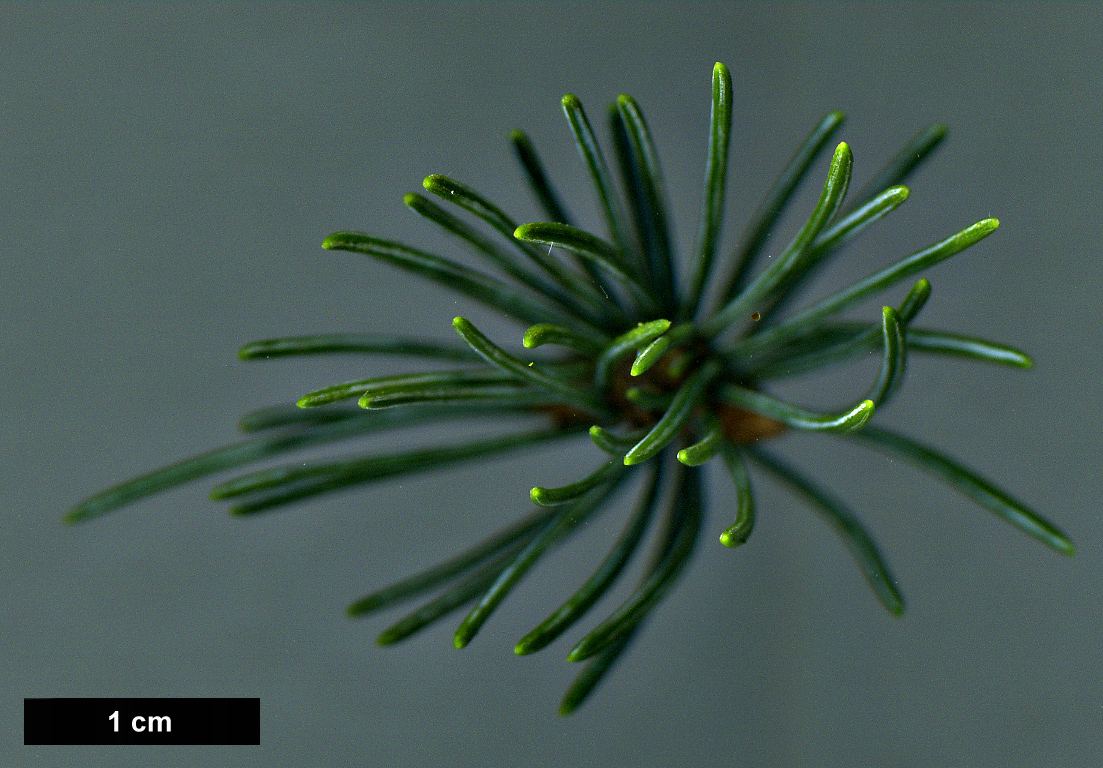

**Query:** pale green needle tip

left=719, top=530, right=749, bottom=548
left=848, top=400, right=875, bottom=431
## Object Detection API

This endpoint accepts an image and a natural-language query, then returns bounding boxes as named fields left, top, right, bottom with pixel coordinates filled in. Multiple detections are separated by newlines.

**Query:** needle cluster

left=70, top=63, right=1073, bottom=714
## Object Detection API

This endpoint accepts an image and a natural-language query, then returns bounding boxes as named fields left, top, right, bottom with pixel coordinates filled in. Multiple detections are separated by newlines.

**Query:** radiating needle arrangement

left=70, top=63, right=1073, bottom=715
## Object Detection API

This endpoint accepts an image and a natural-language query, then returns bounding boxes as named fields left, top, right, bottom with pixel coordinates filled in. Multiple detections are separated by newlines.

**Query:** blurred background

left=5, top=3, right=1099, bottom=766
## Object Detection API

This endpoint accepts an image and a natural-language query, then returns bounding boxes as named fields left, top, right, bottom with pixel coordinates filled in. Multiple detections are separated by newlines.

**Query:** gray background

left=5, top=2, right=1100, bottom=766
